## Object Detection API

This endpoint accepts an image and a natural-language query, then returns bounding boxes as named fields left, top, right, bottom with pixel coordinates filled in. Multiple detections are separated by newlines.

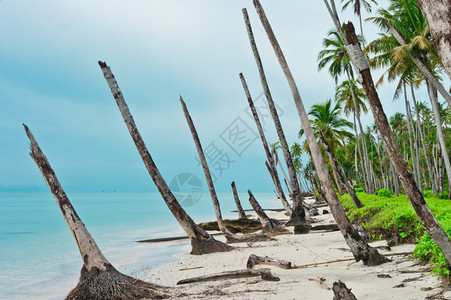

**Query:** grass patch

left=339, top=191, right=451, bottom=279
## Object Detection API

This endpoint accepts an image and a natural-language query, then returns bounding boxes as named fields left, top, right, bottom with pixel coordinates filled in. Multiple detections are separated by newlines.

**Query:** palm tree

left=335, top=79, right=368, bottom=186
left=340, top=0, right=378, bottom=47
left=318, top=28, right=375, bottom=193
left=322, top=0, right=451, bottom=266
left=367, top=0, right=451, bottom=195
left=253, top=1, right=388, bottom=265
left=299, top=99, right=356, bottom=199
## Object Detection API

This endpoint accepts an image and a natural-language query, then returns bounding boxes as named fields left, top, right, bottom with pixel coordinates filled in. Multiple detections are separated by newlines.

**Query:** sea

left=0, top=191, right=279, bottom=300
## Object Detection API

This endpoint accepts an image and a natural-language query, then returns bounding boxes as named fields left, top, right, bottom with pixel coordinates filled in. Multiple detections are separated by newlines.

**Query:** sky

left=0, top=0, right=441, bottom=193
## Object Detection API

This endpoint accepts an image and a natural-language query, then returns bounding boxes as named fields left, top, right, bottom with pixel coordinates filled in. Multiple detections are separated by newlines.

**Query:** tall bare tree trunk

left=98, top=61, right=231, bottom=255
left=319, top=133, right=364, bottom=208
left=404, top=83, right=420, bottom=187
left=322, top=4, right=451, bottom=265
left=416, top=0, right=451, bottom=81
left=24, top=125, right=169, bottom=300
left=243, top=8, right=305, bottom=226
left=180, top=96, right=270, bottom=244
left=252, top=0, right=388, bottom=265
left=239, top=73, right=293, bottom=215
left=231, top=181, right=246, bottom=219
left=248, top=190, right=286, bottom=234
left=426, top=82, right=451, bottom=197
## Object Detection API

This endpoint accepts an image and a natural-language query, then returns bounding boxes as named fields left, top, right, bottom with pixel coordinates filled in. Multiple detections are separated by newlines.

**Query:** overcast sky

left=1, top=0, right=441, bottom=193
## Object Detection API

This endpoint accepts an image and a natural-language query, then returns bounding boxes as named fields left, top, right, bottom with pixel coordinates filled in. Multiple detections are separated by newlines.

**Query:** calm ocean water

left=0, top=192, right=279, bottom=299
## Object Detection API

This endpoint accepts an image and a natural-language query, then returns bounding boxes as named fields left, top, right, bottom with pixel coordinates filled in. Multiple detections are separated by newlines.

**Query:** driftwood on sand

left=332, top=280, right=358, bottom=300
left=247, top=254, right=292, bottom=269
left=23, top=125, right=169, bottom=300
left=98, top=61, right=232, bottom=255
left=176, top=268, right=280, bottom=285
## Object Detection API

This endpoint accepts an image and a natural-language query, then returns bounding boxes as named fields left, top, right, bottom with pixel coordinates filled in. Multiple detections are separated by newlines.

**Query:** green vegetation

left=377, top=188, right=392, bottom=198
left=339, top=192, right=451, bottom=278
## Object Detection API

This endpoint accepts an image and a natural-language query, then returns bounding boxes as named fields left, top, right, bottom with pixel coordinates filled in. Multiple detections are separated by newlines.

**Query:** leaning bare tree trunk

left=248, top=190, right=286, bottom=234
left=323, top=9, right=451, bottom=266
left=319, top=134, right=364, bottom=208
left=231, top=181, right=247, bottom=219
left=98, top=61, right=231, bottom=255
left=253, top=0, right=388, bottom=265
left=416, top=0, right=451, bottom=82
left=384, top=20, right=451, bottom=108
left=24, top=125, right=169, bottom=300
left=240, top=72, right=293, bottom=215
left=180, top=96, right=270, bottom=244
left=243, top=8, right=305, bottom=226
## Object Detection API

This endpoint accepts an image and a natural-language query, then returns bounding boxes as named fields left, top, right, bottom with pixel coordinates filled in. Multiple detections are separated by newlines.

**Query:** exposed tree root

left=66, top=265, right=169, bottom=300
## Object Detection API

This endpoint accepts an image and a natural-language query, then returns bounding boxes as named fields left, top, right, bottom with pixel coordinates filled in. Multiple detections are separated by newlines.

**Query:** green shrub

left=339, top=192, right=451, bottom=278
left=354, top=183, right=361, bottom=188
left=439, top=193, right=449, bottom=200
left=377, top=188, right=392, bottom=198
left=355, top=187, right=364, bottom=193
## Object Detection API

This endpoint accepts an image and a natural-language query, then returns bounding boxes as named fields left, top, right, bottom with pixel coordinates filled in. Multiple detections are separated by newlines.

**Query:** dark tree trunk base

left=190, top=236, right=233, bottom=255
left=347, top=236, right=390, bottom=266
left=66, top=265, right=169, bottom=300
left=332, top=280, right=358, bottom=300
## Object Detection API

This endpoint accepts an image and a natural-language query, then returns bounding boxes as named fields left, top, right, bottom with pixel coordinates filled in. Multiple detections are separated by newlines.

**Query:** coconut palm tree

left=318, top=28, right=375, bottom=193
left=367, top=0, right=451, bottom=195
left=323, top=0, right=451, bottom=267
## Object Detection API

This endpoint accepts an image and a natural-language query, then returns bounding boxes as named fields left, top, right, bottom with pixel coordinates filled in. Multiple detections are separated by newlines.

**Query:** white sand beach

left=148, top=208, right=449, bottom=299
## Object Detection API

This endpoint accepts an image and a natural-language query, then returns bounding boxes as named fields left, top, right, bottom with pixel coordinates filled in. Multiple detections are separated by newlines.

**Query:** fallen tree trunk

left=98, top=61, right=231, bottom=255
left=23, top=125, right=169, bottom=300
left=247, top=254, right=292, bottom=269
left=248, top=190, right=287, bottom=234
left=231, top=181, right=247, bottom=219
left=177, top=268, right=280, bottom=285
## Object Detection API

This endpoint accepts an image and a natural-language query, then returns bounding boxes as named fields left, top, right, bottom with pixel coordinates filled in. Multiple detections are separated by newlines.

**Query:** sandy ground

left=148, top=203, right=449, bottom=299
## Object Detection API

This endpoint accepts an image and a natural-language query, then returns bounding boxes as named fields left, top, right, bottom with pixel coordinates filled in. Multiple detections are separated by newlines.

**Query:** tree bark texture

left=416, top=0, right=451, bottom=81
left=98, top=61, right=231, bottom=255
left=248, top=190, right=286, bottom=234
left=254, top=0, right=388, bottom=265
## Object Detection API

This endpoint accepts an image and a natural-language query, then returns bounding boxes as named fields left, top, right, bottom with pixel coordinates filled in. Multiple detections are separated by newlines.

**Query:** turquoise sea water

left=0, top=192, right=279, bottom=299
